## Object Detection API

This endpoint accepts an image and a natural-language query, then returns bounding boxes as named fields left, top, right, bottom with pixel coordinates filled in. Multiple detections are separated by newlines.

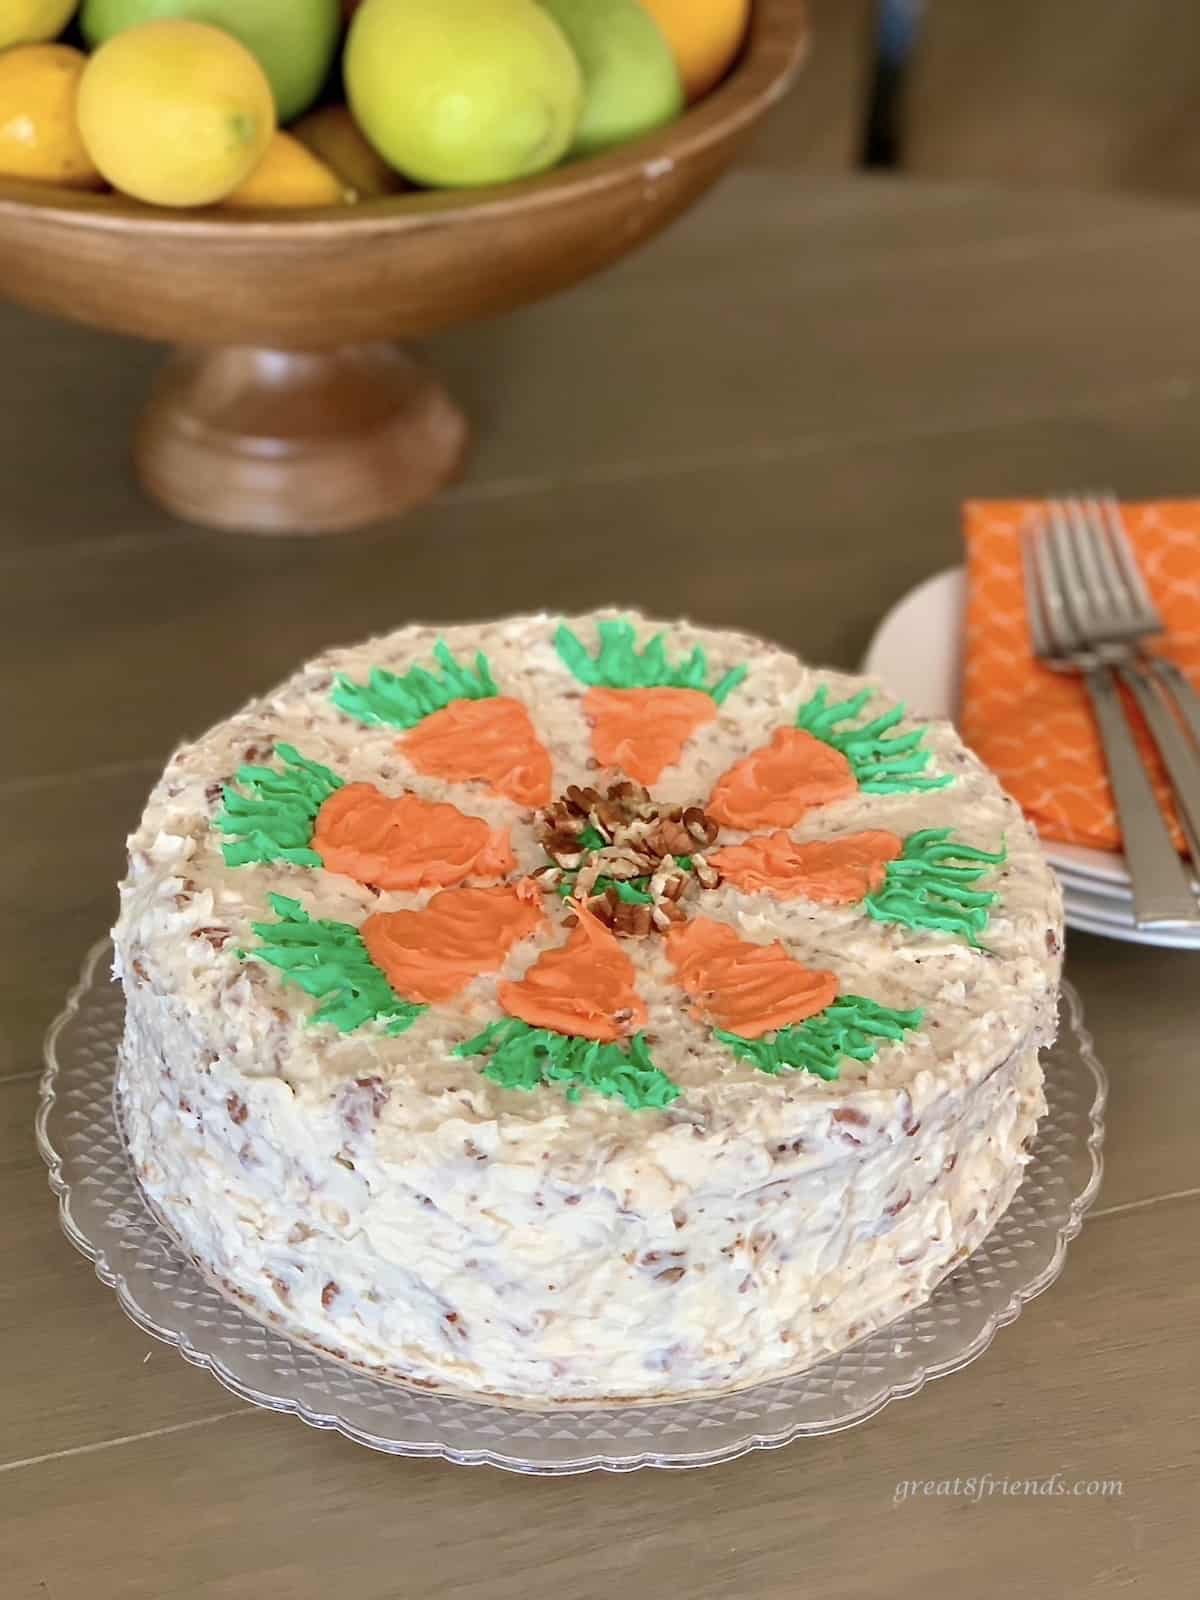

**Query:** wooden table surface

left=4, top=170, right=1199, bottom=1599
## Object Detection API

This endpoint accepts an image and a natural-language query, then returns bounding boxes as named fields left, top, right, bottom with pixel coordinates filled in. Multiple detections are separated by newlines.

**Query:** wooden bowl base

left=133, top=343, right=470, bottom=535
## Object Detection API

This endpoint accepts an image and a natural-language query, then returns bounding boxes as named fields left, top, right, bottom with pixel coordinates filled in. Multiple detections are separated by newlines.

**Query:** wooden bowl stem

left=133, top=343, right=470, bottom=535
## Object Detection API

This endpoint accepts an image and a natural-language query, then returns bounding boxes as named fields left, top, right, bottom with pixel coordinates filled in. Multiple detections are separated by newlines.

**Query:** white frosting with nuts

left=114, top=611, right=1062, bottom=1403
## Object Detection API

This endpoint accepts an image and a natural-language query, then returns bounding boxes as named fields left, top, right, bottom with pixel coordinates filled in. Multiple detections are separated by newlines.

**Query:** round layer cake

left=114, top=610, right=1062, bottom=1404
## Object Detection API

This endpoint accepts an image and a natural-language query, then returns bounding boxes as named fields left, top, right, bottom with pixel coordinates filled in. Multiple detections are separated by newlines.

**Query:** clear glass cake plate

left=38, top=940, right=1106, bottom=1474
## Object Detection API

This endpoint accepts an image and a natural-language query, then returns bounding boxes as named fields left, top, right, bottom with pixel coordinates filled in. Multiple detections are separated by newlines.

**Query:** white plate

left=1057, top=865, right=1198, bottom=912
left=861, top=567, right=967, bottom=722
left=1065, top=910, right=1200, bottom=948
left=1055, top=868, right=1130, bottom=903
left=1063, top=880, right=1200, bottom=937
left=863, top=568, right=1132, bottom=890
left=1046, top=841, right=1131, bottom=887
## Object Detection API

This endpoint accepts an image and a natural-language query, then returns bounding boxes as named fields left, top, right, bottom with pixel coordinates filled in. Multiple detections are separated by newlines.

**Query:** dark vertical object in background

left=744, top=0, right=876, bottom=174
left=864, top=0, right=924, bottom=166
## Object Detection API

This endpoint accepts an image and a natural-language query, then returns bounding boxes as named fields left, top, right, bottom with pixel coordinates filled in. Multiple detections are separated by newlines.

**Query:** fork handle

left=1082, top=666, right=1200, bottom=926
left=1145, top=657, right=1200, bottom=751
left=1117, top=662, right=1200, bottom=876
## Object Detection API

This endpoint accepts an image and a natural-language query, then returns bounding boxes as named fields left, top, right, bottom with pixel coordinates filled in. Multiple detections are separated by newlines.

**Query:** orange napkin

left=961, top=500, right=1200, bottom=853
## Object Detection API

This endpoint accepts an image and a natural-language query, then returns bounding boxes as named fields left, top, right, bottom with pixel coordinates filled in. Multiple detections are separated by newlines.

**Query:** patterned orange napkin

left=961, top=500, right=1200, bottom=853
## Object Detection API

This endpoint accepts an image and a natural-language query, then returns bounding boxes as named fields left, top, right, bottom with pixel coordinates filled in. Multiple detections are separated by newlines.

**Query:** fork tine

left=1022, top=504, right=1200, bottom=924
left=1068, top=497, right=1120, bottom=630
left=1100, top=496, right=1164, bottom=635
left=1099, top=493, right=1200, bottom=748
left=1031, top=507, right=1079, bottom=654
left=1080, top=495, right=1148, bottom=639
left=1044, top=501, right=1087, bottom=650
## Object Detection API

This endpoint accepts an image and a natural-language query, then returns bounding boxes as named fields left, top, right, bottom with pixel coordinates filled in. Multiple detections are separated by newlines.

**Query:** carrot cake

left=113, top=611, right=1062, bottom=1404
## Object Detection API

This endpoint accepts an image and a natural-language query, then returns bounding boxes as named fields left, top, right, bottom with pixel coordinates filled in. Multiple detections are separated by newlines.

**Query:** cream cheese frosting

left=113, top=611, right=1062, bottom=1403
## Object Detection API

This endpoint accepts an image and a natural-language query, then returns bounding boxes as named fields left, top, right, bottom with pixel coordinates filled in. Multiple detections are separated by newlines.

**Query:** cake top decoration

left=332, top=640, right=499, bottom=731
left=207, top=615, right=1009, bottom=1109
left=555, top=618, right=748, bottom=702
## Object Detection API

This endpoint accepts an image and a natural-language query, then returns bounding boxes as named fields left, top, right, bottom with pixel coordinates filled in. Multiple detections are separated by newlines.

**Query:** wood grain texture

left=2, top=168, right=1199, bottom=1595
left=0, top=1081, right=241, bottom=1466
left=903, top=0, right=1200, bottom=197
left=1, top=766, right=151, bottom=1085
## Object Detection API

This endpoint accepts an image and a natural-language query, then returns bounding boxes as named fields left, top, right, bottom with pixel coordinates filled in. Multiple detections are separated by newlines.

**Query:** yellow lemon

left=291, top=105, right=405, bottom=200
left=0, top=44, right=102, bottom=189
left=77, top=20, right=275, bottom=207
left=639, top=0, right=750, bottom=103
left=345, top=0, right=583, bottom=188
left=0, top=0, right=79, bottom=51
left=79, top=0, right=340, bottom=124
left=223, top=131, right=347, bottom=209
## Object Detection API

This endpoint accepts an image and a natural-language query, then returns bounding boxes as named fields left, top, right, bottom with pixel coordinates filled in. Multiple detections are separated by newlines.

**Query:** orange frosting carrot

left=708, top=727, right=857, bottom=830
left=498, top=908, right=647, bottom=1042
left=665, top=916, right=837, bottom=1039
left=710, top=829, right=903, bottom=904
left=361, top=882, right=543, bottom=1005
left=313, top=784, right=515, bottom=891
left=584, top=685, right=716, bottom=785
left=400, top=698, right=553, bottom=808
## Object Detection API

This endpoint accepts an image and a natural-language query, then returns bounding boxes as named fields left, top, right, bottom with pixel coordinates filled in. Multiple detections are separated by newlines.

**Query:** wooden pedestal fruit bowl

left=0, top=0, right=808, bottom=534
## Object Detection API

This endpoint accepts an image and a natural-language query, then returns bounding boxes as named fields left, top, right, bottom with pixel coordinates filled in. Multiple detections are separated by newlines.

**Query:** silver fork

left=1051, top=498, right=1200, bottom=873
left=1093, top=495, right=1200, bottom=756
left=1022, top=499, right=1200, bottom=927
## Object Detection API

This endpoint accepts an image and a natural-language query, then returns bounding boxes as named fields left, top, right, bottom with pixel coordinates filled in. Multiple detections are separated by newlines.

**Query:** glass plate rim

left=37, top=939, right=1107, bottom=1474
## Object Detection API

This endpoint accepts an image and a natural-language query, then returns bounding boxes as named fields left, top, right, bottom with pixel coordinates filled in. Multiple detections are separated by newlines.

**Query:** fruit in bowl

left=222, top=132, right=347, bottom=210
left=0, top=43, right=102, bottom=188
left=76, top=20, right=276, bottom=206
left=0, top=0, right=755, bottom=207
left=542, top=0, right=682, bottom=158
left=344, top=0, right=584, bottom=188
left=79, top=0, right=342, bottom=123
left=641, top=0, right=752, bottom=102
left=0, top=0, right=79, bottom=50
left=290, top=104, right=407, bottom=199
left=0, top=0, right=805, bottom=534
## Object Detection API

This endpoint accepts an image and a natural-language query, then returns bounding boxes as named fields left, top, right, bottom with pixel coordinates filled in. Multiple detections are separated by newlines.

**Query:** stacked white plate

left=863, top=568, right=1200, bottom=949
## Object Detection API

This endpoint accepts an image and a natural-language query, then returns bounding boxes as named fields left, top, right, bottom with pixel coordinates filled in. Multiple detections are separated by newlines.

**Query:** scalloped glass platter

left=38, top=940, right=1106, bottom=1474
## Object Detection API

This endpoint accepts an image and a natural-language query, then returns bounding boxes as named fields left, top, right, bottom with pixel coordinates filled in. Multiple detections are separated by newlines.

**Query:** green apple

left=80, top=0, right=341, bottom=122
left=539, top=0, right=683, bottom=158
left=346, top=0, right=583, bottom=188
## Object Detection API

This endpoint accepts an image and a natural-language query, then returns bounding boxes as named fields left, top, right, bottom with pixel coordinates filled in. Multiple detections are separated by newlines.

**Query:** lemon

left=80, top=0, right=340, bottom=124
left=223, top=131, right=347, bottom=209
left=0, top=1, right=79, bottom=52
left=77, top=20, right=275, bottom=207
left=0, top=44, right=102, bottom=188
left=345, top=0, right=583, bottom=188
left=540, top=0, right=682, bottom=157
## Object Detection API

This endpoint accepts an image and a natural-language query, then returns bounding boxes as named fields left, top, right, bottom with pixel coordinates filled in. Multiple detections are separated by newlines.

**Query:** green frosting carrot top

left=555, top=620, right=747, bottom=703
left=332, top=640, right=499, bottom=730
